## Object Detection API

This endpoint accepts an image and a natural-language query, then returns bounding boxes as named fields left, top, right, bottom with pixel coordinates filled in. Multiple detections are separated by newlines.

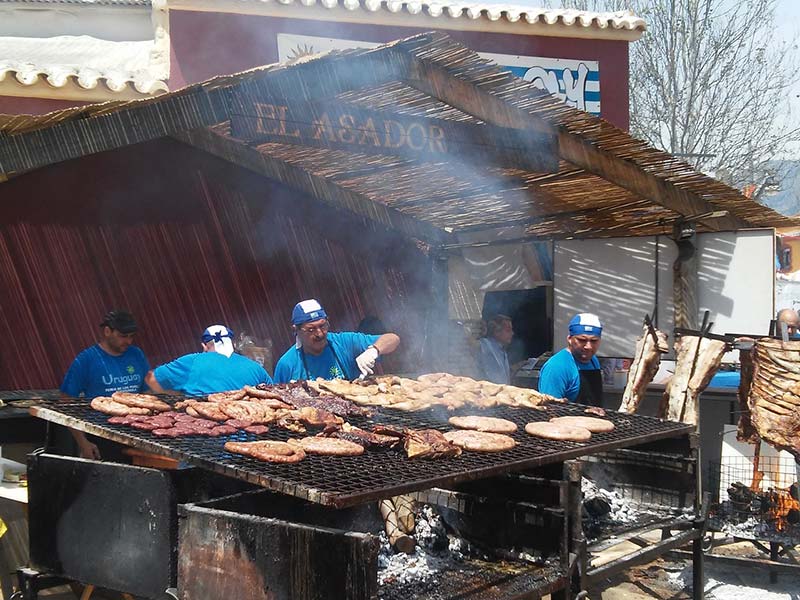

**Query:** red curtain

left=0, top=138, right=433, bottom=389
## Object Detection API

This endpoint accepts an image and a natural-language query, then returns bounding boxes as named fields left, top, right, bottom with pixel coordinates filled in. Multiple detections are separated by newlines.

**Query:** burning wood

left=748, top=338, right=800, bottom=459
left=619, top=321, right=669, bottom=414
left=660, top=333, right=727, bottom=425
left=379, top=498, right=415, bottom=554
left=724, top=481, right=800, bottom=533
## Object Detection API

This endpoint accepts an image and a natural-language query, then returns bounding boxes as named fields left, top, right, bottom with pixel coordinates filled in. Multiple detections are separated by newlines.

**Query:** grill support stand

left=565, top=460, right=587, bottom=598
left=13, top=568, right=70, bottom=600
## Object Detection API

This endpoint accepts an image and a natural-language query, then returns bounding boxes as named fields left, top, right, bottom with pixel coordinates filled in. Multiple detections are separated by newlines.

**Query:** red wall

left=169, top=12, right=630, bottom=130
left=0, top=96, right=90, bottom=116
left=0, top=139, right=433, bottom=389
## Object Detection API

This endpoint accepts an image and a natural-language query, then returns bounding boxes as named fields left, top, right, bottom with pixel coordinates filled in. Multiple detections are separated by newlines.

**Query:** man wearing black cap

left=60, top=310, right=150, bottom=458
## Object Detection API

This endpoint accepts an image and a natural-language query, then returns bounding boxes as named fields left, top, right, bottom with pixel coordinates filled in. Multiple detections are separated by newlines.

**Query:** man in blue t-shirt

left=60, top=310, right=150, bottom=458
left=146, top=325, right=271, bottom=396
left=274, top=299, right=401, bottom=383
left=538, top=313, right=604, bottom=406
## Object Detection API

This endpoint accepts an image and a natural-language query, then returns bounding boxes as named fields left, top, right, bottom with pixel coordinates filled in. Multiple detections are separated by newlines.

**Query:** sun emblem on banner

left=285, top=44, right=318, bottom=65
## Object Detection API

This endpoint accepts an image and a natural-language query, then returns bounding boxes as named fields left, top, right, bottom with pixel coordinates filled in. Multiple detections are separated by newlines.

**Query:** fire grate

left=709, top=455, right=800, bottom=545
left=31, top=399, right=693, bottom=508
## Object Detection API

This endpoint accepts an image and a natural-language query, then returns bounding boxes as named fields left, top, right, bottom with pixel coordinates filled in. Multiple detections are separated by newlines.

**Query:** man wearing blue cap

left=145, top=324, right=271, bottom=395
left=274, top=299, right=400, bottom=382
left=538, top=313, right=604, bottom=406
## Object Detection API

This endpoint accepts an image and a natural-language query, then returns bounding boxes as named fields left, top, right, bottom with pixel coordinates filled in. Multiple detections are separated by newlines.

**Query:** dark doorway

left=482, top=287, right=552, bottom=364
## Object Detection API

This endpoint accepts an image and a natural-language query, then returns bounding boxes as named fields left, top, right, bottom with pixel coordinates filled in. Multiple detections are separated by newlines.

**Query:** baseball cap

left=291, top=299, right=327, bottom=326
left=202, top=324, right=235, bottom=357
left=100, top=310, right=138, bottom=334
left=568, top=313, right=603, bottom=337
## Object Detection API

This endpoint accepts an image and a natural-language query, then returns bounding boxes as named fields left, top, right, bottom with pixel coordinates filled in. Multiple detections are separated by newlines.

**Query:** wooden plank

left=391, top=44, right=748, bottom=232
left=229, top=95, right=558, bottom=173
left=172, top=127, right=452, bottom=245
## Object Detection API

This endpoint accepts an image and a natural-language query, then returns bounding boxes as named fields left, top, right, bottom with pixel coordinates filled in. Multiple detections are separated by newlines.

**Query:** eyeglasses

left=299, top=321, right=330, bottom=335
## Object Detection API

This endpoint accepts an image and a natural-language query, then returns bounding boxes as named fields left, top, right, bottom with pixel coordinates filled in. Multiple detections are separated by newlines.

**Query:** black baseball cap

left=99, top=310, right=138, bottom=334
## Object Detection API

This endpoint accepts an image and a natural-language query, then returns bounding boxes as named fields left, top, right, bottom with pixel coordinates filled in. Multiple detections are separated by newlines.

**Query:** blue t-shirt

left=273, top=331, right=380, bottom=382
left=538, top=347, right=601, bottom=402
left=61, top=344, right=150, bottom=398
left=153, top=352, right=271, bottom=396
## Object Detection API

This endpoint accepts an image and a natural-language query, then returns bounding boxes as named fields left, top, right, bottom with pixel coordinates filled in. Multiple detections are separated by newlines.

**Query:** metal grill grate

left=32, top=400, right=693, bottom=508
left=0, top=389, right=62, bottom=402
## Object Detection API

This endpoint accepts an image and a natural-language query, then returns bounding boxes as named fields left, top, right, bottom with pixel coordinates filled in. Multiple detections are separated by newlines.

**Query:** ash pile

left=581, top=477, right=693, bottom=540
left=377, top=501, right=557, bottom=598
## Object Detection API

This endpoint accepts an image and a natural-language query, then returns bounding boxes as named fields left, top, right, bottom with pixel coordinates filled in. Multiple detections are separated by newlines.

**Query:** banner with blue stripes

left=278, top=34, right=601, bottom=116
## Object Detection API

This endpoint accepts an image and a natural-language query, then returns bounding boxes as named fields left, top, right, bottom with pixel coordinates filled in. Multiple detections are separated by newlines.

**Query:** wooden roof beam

left=393, top=45, right=748, bottom=232
left=172, top=127, right=453, bottom=246
left=0, top=87, right=231, bottom=177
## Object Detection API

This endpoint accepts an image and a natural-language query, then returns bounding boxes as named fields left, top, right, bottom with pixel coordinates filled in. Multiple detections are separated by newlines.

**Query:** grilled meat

left=619, top=323, right=669, bottom=414
left=748, top=338, right=800, bottom=458
left=321, top=423, right=400, bottom=449
left=661, top=334, right=727, bottom=425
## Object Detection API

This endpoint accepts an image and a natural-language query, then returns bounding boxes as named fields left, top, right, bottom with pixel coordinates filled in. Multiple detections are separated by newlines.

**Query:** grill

left=31, top=399, right=692, bottom=508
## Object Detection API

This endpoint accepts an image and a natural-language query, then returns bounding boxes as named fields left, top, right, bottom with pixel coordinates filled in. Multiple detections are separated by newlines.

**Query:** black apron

left=577, top=369, right=604, bottom=407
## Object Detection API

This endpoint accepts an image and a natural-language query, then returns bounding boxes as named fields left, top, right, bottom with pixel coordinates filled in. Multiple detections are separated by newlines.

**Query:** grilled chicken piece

left=619, top=323, right=669, bottom=414
left=404, top=429, right=462, bottom=459
left=371, top=425, right=461, bottom=458
left=321, top=423, right=400, bottom=449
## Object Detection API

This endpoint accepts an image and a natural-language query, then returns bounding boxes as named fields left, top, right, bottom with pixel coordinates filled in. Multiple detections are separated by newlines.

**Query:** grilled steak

left=661, top=334, right=727, bottom=425
left=619, top=323, right=669, bottom=414
left=748, top=338, right=800, bottom=458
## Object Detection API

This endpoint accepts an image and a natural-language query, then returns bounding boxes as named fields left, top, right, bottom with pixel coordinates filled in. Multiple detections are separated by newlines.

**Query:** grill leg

left=14, top=568, right=70, bottom=600
left=692, top=491, right=709, bottom=600
left=770, top=543, right=779, bottom=584
left=692, top=535, right=704, bottom=600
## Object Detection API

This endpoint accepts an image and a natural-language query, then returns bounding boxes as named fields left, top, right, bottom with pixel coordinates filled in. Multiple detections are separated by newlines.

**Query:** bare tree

left=540, top=0, right=799, bottom=191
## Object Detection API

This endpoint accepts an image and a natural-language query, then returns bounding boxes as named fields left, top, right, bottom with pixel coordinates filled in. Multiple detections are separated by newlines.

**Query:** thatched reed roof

left=0, top=31, right=795, bottom=243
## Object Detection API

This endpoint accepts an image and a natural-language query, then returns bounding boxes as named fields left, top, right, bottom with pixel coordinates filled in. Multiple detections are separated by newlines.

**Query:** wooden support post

left=672, top=231, right=698, bottom=330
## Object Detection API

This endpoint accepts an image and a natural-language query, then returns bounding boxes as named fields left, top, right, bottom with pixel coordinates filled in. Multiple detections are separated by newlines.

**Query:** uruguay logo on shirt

left=329, top=365, right=344, bottom=379
left=127, top=365, right=135, bottom=375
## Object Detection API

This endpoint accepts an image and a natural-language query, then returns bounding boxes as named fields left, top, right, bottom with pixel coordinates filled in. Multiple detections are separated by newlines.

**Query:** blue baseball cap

left=291, top=299, right=328, bottom=326
left=568, top=313, right=602, bottom=337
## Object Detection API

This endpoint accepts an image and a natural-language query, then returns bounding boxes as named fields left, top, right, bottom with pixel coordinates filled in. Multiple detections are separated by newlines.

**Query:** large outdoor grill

left=30, top=399, right=692, bottom=507
left=24, top=395, right=699, bottom=600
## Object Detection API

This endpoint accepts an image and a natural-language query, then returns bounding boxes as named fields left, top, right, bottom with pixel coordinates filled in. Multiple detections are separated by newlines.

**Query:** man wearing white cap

left=538, top=313, right=604, bottom=406
left=274, top=299, right=400, bottom=382
left=145, top=324, right=271, bottom=395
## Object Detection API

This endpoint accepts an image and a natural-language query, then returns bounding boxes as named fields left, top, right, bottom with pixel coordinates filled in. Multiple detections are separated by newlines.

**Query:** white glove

left=356, top=346, right=380, bottom=377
